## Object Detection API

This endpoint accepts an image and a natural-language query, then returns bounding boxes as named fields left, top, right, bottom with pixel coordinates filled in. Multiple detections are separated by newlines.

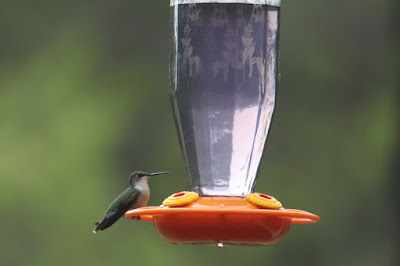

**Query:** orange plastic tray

left=125, top=196, right=319, bottom=246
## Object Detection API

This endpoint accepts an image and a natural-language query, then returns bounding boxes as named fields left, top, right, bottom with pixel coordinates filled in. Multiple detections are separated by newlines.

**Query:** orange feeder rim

left=125, top=196, right=320, bottom=225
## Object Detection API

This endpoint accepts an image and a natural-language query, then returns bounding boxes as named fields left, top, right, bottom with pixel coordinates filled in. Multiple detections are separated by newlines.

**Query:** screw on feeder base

left=217, top=242, right=224, bottom=248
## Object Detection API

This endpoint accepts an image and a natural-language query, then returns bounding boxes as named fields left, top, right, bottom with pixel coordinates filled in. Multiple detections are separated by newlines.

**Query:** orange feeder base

left=125, top=196, right=319, bottom=247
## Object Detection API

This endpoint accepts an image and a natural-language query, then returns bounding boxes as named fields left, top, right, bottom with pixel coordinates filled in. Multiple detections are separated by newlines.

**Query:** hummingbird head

left=129, top=171, right=170, bottom=186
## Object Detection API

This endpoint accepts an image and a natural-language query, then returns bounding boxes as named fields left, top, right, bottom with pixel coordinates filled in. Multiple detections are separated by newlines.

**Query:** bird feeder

left=125, top=0, right=319, bottom=247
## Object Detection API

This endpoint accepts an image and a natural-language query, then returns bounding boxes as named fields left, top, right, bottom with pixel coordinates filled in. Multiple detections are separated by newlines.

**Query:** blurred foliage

left=0, top=0, right=397, bottom=265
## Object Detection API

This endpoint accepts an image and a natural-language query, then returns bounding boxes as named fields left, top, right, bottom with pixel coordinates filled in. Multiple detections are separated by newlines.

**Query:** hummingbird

left=93, top=170, right=170, bottom=233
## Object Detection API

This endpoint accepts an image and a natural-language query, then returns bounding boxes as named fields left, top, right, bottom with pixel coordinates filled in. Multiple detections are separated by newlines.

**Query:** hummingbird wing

left=93, top=187, right=140, bottom=233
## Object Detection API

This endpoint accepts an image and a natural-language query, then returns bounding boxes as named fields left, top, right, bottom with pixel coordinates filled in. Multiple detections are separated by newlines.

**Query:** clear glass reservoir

left=170, top=0, right=280, bottom=196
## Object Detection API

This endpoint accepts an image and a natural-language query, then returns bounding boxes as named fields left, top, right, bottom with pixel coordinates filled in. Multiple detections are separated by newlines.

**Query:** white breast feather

left=132, top=179, right=150, bottom=209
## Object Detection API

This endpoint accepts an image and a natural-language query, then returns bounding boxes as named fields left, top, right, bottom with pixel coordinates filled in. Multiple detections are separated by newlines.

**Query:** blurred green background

left=0, top=0, right=398, bottom=265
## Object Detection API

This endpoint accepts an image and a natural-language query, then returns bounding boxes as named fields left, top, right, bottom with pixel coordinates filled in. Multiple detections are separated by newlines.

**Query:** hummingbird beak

left=149, top=171, right=170, bottom=177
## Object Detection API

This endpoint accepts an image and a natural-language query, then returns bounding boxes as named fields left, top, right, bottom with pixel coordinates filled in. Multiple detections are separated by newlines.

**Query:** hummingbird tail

left=93, top=222, right=100, bottom=234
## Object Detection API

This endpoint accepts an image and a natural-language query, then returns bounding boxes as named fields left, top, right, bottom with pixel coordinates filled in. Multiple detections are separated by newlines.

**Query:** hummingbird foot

left=131, top=215, right=141, bottom=223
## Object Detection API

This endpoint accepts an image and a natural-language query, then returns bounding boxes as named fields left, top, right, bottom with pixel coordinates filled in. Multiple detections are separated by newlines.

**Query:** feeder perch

left=125, top=0, right=319, bottom=247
